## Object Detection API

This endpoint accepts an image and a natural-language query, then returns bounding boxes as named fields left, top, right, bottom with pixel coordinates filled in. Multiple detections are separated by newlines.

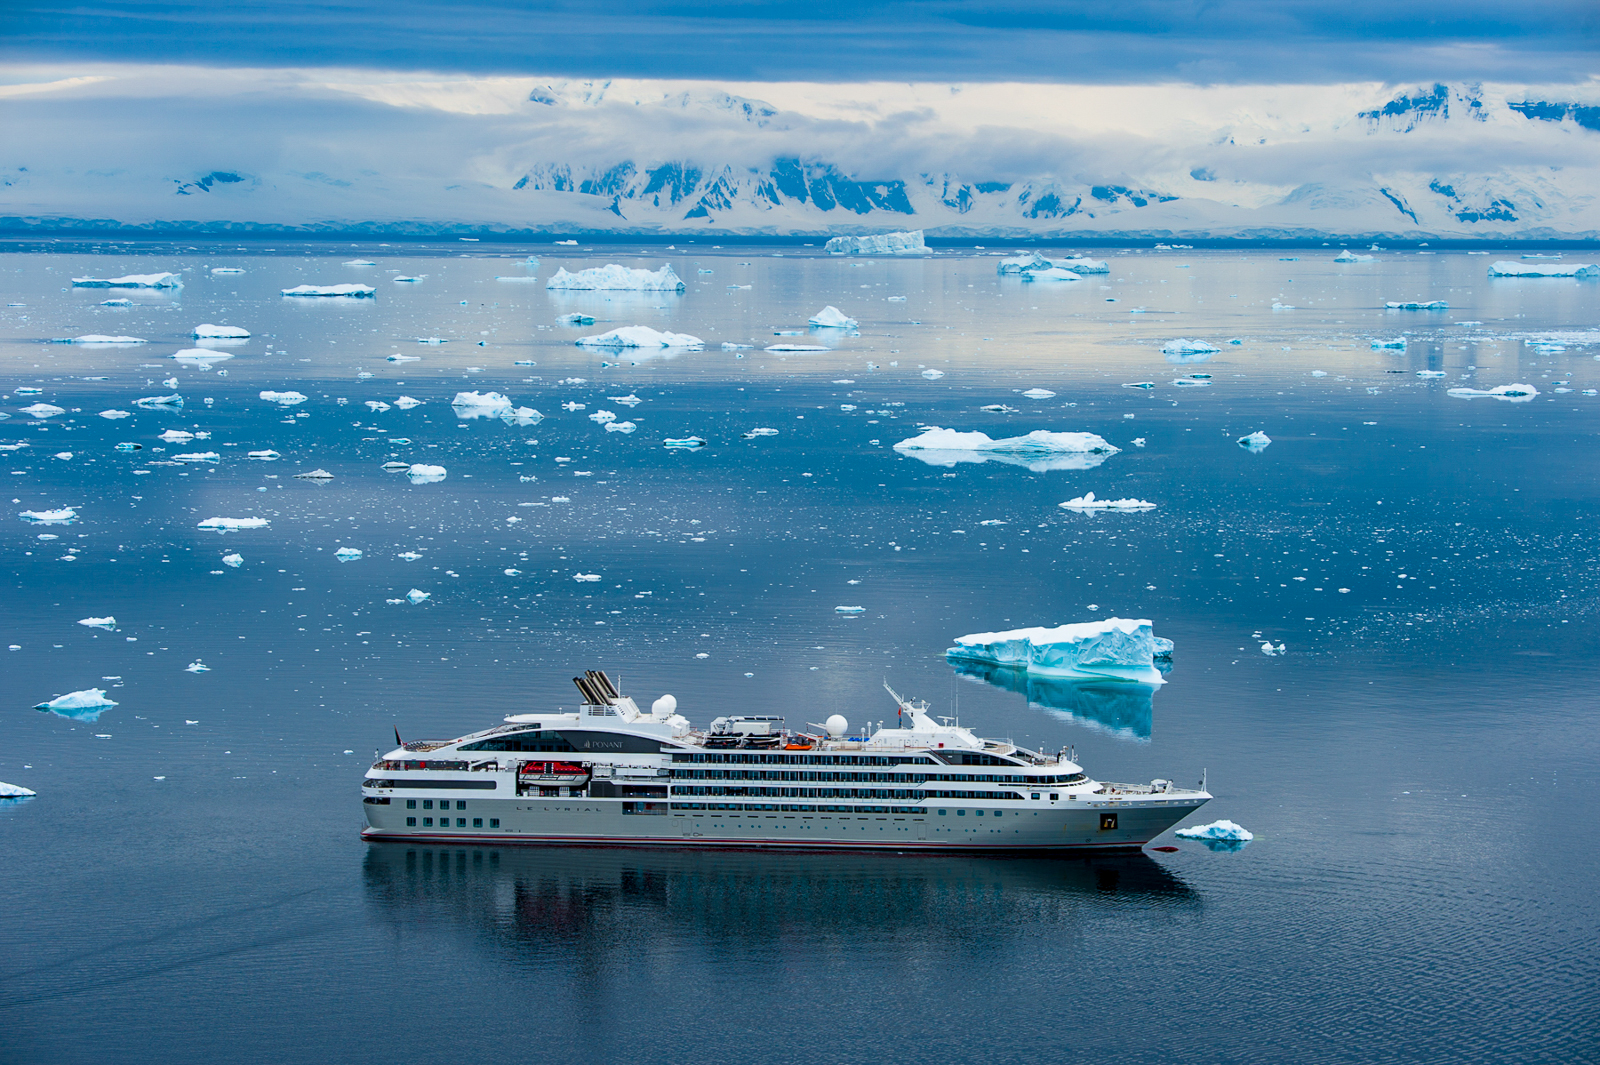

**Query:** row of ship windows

left=670, top=770, right=1086, bottom=786
left=407, top=817, right=500, bottom=828
left=669, top=803, right=1018, bottom=816
left=406, top=799, right=467, bottom=810
left=670, top=753, right=1021, bottom=767
left=672, top=786, right=1030, bottom=801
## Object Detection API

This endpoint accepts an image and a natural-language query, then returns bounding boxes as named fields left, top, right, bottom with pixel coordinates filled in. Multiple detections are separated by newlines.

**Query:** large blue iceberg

left=947, top=619, right=1173, bottom=685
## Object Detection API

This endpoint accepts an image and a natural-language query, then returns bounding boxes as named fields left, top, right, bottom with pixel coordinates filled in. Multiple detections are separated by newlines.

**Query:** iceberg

left=809, top=306, right=858, bottom=328
left=406, top=463, right=447, bottom=483
left=54, top=335, right=146, bottom=345
left=293, top=468, right=334, bottom=480
left=502, top=406, right=543, bottom=425
left=948, top=618, right=1173, bottom=685
left=556, top=313, right=597, bottom=325
left=1020, top=267, right=1081, bottom=282
left=1334, top=251, right=1376, bottom=262
left=20, top=508, right=76, bottom=524
left=1488, top=261, right=1600, bottom=278
left=1238, top=430, right=1272, bottom=451
left=77, top=616, right=117, bottom=630
left=663, top=437, right=707, bottom=449
left=343, top=260, right=376, bottom=266
left=186, top=661, right=210, bottom=673
left=546, top=264, right=685, bottom=292
left=197, top=517, right=269, bottom=530
left=1059, top=492, right=1155, bottom=511
left=172, top=451, right=220, bottom=463
left=247, top=450, right=280, bottom=460
left=99, top=409, right=132, bottom=419
left=335, top=547, right=363, bottom=561
left=259, top=390, right=307, bottom=405
left=451, top=390, right=512, bottom=414
left=394, top=396, right=423, bottom=409
left=222, top=553, right=243, bottom=567
left=172, top=348, right=232, bottom=364
left=835, top=605, right=866, bottom=615
left=193, top=324, right=250, bottom=338
left=1054, top=256, right=1109, bottom=274
left=280, top=283, right=376, bottom=297
left=1021, top=388, right=1056, bottom=399
left=824, top=231, right=927, bottom=256
left=134, top=394, right=183, bottom=409
left=576, top=326, right=704, bottom=349
left=35, top=687, right=118, bottom=720
left=71, top=273, right=182, bottom=288
left=20, top=403, right=65, bottom=418
left=1386, top=300, right=1448, bottom=310
left=406, top=589, right=430, bottom=603
left=1, top=781, right=36, bottom=798
left=1371, top=338, right=1407, bottom=349
left=604, top=420, right=636, bottom=433
left=894, top=427, right=1119, bottom=473
left=997, top=253, right=1048, bottom=274
left=1447, top=383, right=1539, bottom=401
left=921, top=369, right=945, bottom=379
left=1175, top=819, right=1253, bottom=842
left=1161, top=339, right=1221, bottom=356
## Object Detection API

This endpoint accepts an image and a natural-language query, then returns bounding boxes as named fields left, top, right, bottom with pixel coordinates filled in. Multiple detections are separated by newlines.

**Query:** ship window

left=994, top=811, right=1002, bottom=817
left=406, top=799, right=417, bottom=809
left=423, top=817, right=433, bottom=826
left=473, top=818, right=483, bottom=828
left=976, top=809, right=984, bottom=816
left=1032, top=793, right=1040, bottom=801
left=422, top=800, right=433, bottom=810
left=489, top=818, right=500, bottom=828
left=957, top=810, right=965, bottom=816
left=456, top=801, right=467, bottom=810
left=938, top=809, right=946, bottom=815
left=457, top=818, right=467, bottom=827
left=406, top=817, right=417, bottom=826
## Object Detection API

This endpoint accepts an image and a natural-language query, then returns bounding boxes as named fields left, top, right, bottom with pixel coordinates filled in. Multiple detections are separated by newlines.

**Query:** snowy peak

left=1359, top=83, right=1488, bottom=131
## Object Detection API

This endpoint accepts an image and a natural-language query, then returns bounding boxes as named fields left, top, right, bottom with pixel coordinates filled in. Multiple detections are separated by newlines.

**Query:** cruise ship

left=360, top=670, right=1211, bottom=852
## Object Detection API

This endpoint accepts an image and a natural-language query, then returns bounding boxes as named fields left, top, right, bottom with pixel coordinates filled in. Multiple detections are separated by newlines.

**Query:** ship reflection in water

left=950, top=660, right=1158, bottom=741
left=362, top=845, right=1197, bottom=959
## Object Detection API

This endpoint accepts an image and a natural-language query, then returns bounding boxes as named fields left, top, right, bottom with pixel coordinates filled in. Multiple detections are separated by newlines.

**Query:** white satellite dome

left=652, top=694, right=678, bottom=718
left=824, top=714, right=848, bottom=738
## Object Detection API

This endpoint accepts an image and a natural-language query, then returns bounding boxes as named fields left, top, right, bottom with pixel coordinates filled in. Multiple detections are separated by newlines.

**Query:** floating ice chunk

left=1488, top=261, right=1600, bottom=278
left=100, top=298, right=134, bottom=306
left=1386, top=300, right=1448, bottom=310
left=451, top=390, right=512, bottom=414
left=173, top=451, right=220, bottom=463
left=21, top=402, right=66, bottom=418
left=897, top=428, right=1115, bottom=461
left=406, top=464, right=447, bottom=484
left=1020, top=267, right=1082, bottom=283
left=604, top=420, right=637, bottom=433
left=1161, top=339, right=1221, bottom=356
left=1334, top=251, right=1376, bottom=263
left=197, top=517, right=269, bottom=530
left=743, top=427, right=779, bottom=439
left=72, top=273, right=182, bottom=288
left=609, top=393, right=643, bottom=406
left=56, top=334, right=146, bottom=345
left=921, top=369, right=946, bottom=379
left=365, top=401, right=391, bottom=412
left=415, top=337, right=446, bottom=344
left=192, top=324, right=249, bottom=338
left=501, top=406, right=543, bottom=425
left=576, top=326, right=704, bottom=349
left=1238, top=431, right=1272, bottom=451
left=247, top=450, right=280, bottom=460
left=557, top=313, right=597, bottom=325
left=1370, top=338, right=1407, bottom=349
left=335, top=547, right=363, bottom=561
left=663, top=437, right=706, bottom=449
left=20, top=508, right=76, bottom=524
left=1260, top=641, right=1287, bottom=655
left=36, top=688, right=118, bottom=715
left=546, top=264, right=685, bottom=291
left=159, top=430, right=194, bottom=444
left=824, top=231, right=927, bottom=256
left=392, top=276, right=422, bottom=283
left=1021, top=388, right=1056, bottom=399
left=1417, top=370, right=1447, bottom=378
left=222, top=553, right=243, bottom=567
left=948, top=618, right=1170, bottom=685
left=281, top=283, right=375, bottom=297
left=186, top=660, right=210, bottom=673
left=1060, top=492, right=1155, bottom=511
left=1447, top=383, right=1539, bottom=401
left=1175, top=819, right=1253, bottom=842
left=574, top=573, right=601, bottom=582
left=135, top=394, right=183, bottom=410
left=259, top=391, right=307, bottom=405
left=387, top=354, right=421, bottom=364
left=78, top=616, right=117, bottom=630
left=0, top=781, right=36, bottom=798
left=394, top=396, right=423, bottom=409
left=406, top=589, right=430, bottom=603
left=809, top=306, right=857, bottom=328
left=99, top=409, right=132, bottom=419
left=294, top=468, right=334, bottom=480
left=398, top=551, right=423, bottom=561
left=494, top=275, right=541, bottom=282
left=343, top=260, right=376, bottom=266
left=1123, top=382, right=1155, bottom=389
left=1053, top=256, right=1109, bottom=274
left=589, top=410, right=617, bottom=423
left=980, top=404, right=1018, bottom=413
left=997, top=253, right=1048, bottom=274
left=765, top=344, right=828, bottom=352
left=835, top=605, right=866, bottom=614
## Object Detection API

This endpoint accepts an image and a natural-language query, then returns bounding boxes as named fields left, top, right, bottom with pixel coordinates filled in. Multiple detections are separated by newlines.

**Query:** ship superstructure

left=360, top=670, right=1210, bottom=851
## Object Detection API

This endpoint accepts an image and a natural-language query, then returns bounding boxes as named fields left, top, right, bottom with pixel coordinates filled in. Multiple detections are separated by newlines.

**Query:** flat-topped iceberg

left=20, top=507, right=77, bottom=524
left=1489, top=261, right=1599, bottom=278
left=259, top=390, right=307, bottom=405
left=54, top=335, right=146, bottom=345
left=193, top=324, right=250, bottom=338
left=895, top=427, right=1119, bottom=473
left=809, top=306, right=857, bottom=328
left=824, top=231, right=927, bottom=256
left=173, top=348, right=232, bottom=364
left=1371, top=338, right=1406, bottom=349
left=1054, top=256, right=1109, bottom=274
left=72, top=273, right=182, bottom=288
left=20, top=402, right=66, bottom=418
left=546, top=264, right=685, bottom=291
left=1386, top=300, right=1448, bottom=310
left=576, top=326, right=704, bottom=349
left=198, top=516, right=269, bottom=530
left=1448, top=383, right=1539, bottom=401
left=78, top=616, right=117, bottom=630
left=1060, top=492, right=1155, bottom=511
left=281, top=283, right=376, bottom=297
left=948, top=619, right=1173, bottom=685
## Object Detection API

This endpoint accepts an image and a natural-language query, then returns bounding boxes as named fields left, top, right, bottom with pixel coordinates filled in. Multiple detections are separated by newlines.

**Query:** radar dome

left=825, top=714, right=848, bottom=738
left=651, top=694, right=678, bottom=718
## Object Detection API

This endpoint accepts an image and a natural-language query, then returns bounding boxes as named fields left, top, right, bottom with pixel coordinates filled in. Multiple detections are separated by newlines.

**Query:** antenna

left=394, top=725, right=403, bottom=748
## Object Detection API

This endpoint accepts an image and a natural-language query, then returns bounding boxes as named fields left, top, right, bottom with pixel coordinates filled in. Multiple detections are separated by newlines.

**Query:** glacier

left=546, top=264, right=685, bottom=291
left=576, top=326, right=704, bottom=349
left=824, top=231, right=927, bottom=255
left=71, top=273, right=182, bottom=289
left=1488, top=261, right=1600, bottom=278
left=947, top=619, right=1174, bottom=686
left=895, top=427, right=1120, bottom=473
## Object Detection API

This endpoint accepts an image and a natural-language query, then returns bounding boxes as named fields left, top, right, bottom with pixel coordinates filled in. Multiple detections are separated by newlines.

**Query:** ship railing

left=1096, top=780, right=1203, bottom=797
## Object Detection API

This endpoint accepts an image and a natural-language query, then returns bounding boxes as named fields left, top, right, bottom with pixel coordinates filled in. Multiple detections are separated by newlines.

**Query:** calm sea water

left=2, top=240, right=1597, bottom=1064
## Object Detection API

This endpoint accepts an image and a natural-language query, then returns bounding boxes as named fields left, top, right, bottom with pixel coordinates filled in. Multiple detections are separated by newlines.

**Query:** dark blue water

left=2, top=241, right=1598, bottom=1064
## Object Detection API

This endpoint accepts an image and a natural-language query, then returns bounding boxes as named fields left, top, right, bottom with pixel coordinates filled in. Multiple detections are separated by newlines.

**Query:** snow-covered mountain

left=5, top=72, right=1599, bottom=240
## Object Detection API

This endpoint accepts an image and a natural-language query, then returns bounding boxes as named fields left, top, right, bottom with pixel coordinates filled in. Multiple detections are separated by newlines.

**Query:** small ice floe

left=392, top=276, right=422, bottom=283
left=134, top=393, right=182, bottom=409
left=406, top=464, right=447, bottom=484
left=1448, top=383, right=1539, bottom=401
left=335, top=547, right=363, bottom=561
left=1123, top=382, right=1155, bottom=389
left=281, top=283, right=376, bottom=298
left=185, top=660, right=210, bottom=673
left=78, top=616, right=117, bottom=630
left=609, top=393, right=643, bottom=406
left=398, top=551, right=423, bottom=560
left=100, top=299, right=134, bottom=307
left=211, top=266, right=245, bottom=274
left=99, top=409, right=132, bottom=419
left=577, top=326, right=704, bottom=349
left=415, top=337, right=446, bottom=345
left=222, top=553, right=243, bottom=567
left=35, top=688, right=119, bottom=716
left=494, top=275, right=541, bottom=282
left=193, top=324, right=250, bottom=338
left=406, top=589, right=430, bottom=603
left=173, top=451, right=221, bottom=463
left=1021, top=388, right=1056, bottom=399
left=451, top=390, right=512, bottom=415
left=381, top=461, right=410, bottom=472
left=809, top=306, right=857, bottom=328
left=895, top=427, right=1119, bottom=472
left=0, top=781, right=36, bottom=799
left=504, top=406, right=544, bottom=425
left=997, top=253, right=1048, bottom=274
left=54, top=334, right=146, bottom=345
left=260, top=390, right=307, bottom=405
left=743, top=427, right=779, bottom=439
left=20, top=508, right=76, bottom=524
left=1020, top=266, right=1082, bottom=283
left=113, top=442, right=140, bottom=452
left=365, top=401, right=391, bottom=413
left=161, top=376, right=180, bottom=389
left=1371, top=338, right=1407, bottom=349
left=947, top=618, right=1173, bottom=685
left=981, top=404, right=1019, bottom=413
left=387, top=354, right=421, bottom=363
left=1175, top=819, right=1253, bottom=843
left=921, top=368, right=946, bottom=379
left=19, top=402, right=68, bottom=421
left=664, top=437, right=707, bottom=449
left=1132, top=437, right=1146, bottom=447
left=343, top=259, right=376, bottom=266
left=835, top=605, right=866, bottom=615
left=1161, top=339, right=1220, bottom=359
left=247, top=450, right=280, bottom=460
left=159, top=430, right=194, bottom=443
left=197, top=517, right=269, bottom=530
left=1386, top=300, right=1448, bottom=310
left=1238, top=431, right=1272, bottom=451
left=1488, top=261, right=1599, bottom=278
left=589, top=410, right=617, bottom=424
left=556, top=313, right=597, bottom=325
left=1059, top=492, right=1155, bottom=512
left=1172, top=378, right=1209, bottom=387
left=394, top=396, right=423, bottom=409
left=294, top=469, right=334, bottom=480
left=72, top=273, right=182, bottom=288
left=1261, top=641, right=1287, bottom=655
left=1417, top=370, right=1447, bottom=378
left=562, top=401, right=585, bottom=412
left=1054, top=256, right=1109, bottom=274
left=546, top=264, right=685, bottom=291
left=604, top=421, right=637, bottom=433
left=721, top=342, right=753, bottom=350
left=766, top=344, right=829, bottom=352
left=1334, top=251, right=1376, bottom=263
left=574, top=573, right=601, bottom=582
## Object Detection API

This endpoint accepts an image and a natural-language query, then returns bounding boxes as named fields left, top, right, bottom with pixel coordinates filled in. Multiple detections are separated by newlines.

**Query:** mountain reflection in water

left=950, top=660, right=1157, bottom=741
